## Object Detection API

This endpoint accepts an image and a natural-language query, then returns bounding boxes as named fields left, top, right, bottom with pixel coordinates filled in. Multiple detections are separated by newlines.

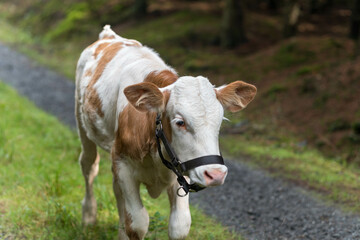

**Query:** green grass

left=273, top=42, right=316, bottom=69
left=0, top=81, right=240, bottom=239
left=220, top=135, right=360, bottom=213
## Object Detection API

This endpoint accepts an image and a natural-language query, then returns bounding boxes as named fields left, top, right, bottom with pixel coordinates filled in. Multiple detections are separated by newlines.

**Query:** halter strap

left=155, top=114, right=225, bottom=197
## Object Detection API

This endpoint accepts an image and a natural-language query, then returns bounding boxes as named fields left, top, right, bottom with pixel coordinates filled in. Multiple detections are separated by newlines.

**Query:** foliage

left=0, top=0, right=134, bottom=42
left=353, top=122, right=360, bottom=135
left=44, top=3, right=91, bottom=42
left=273, top=42, right=315, bottom=69
left=0, top=82, right=240, bottom=239
left=264, top=83, right=287, bottom=100
left=327, top=119, right=351, bottom=132
left=295, top=64, right=323, bottom=76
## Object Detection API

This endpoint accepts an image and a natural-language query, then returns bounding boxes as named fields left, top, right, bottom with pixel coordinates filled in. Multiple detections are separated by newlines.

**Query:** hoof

left=82, top=198, right=97, bottom=226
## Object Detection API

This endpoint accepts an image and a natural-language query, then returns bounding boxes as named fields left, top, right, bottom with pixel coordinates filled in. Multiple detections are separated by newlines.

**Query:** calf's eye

left=176, top=120, right=185, bottom=127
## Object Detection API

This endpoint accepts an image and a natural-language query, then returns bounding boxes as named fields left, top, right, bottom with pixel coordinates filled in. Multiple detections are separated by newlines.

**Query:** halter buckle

left=177, top=186, right=188, bottom=197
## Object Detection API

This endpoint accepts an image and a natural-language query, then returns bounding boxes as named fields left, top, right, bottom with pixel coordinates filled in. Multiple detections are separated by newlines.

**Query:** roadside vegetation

left=0, top=0, right=359, bottom=217
left=0, top=81, right=239, bottom=239
left=221, top=136, right=360, bottom=213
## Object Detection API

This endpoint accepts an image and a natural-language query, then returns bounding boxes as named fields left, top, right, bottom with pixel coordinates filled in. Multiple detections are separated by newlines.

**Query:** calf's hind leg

left=76, top=107, right=100, bottom=225
left=79, top=139, right=100, bottom=225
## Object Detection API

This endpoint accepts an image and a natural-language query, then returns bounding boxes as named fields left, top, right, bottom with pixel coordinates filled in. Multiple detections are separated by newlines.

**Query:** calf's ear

left=215, top=81, right=257, bottom=112
left=124, top=82, right=165, bottom=112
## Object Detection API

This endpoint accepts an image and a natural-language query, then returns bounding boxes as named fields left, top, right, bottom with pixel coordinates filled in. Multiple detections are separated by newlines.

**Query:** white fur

left=162, top=76, right=228, bottom=187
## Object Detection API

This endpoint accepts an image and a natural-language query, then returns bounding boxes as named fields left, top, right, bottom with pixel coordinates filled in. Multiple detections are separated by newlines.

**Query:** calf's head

left=124, top=76, right=256, bottom=187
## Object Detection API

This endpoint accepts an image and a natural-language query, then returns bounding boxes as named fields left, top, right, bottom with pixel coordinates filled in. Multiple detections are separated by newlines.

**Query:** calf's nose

left=203, top=169, right=227, bottom=186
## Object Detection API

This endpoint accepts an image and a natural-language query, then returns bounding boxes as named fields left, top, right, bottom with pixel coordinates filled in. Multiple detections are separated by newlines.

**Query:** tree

left=133, top=0, right=148, bottom=19
left=221, top=0, right=247, bottom=48
left=350, top=0, right=360, bottom=40
left=283, top=0, right=301, bottom=38
left=268, top=0, right=279, bottom=11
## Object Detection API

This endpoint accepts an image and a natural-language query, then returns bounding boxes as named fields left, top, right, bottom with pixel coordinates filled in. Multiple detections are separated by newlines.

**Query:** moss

left=273, top=42, right=316, bottom=69
left=313, top=93, right=330, bottom=108
left=327, top=119, right=351, bottom=132
left=299, top=77, right=317, bottom=94
left=353, top=122, right=360, bottom=135
left=295, top=64, right=322, bottom=76
left=265, top=83, right=287, bottom=100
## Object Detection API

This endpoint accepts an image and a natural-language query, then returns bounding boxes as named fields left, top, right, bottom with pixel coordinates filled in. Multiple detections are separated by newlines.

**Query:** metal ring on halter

left=177, top=186, right=188, bottom=197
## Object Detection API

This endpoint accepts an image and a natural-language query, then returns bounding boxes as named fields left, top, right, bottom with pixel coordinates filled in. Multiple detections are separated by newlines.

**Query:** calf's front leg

left=167, top=183, right=191, bottom=240
left=112, top=160, right=149, bottom=240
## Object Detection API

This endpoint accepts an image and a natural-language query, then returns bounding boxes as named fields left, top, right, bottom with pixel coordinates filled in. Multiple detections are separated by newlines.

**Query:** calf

left=75, top=25, right=256, bottom=240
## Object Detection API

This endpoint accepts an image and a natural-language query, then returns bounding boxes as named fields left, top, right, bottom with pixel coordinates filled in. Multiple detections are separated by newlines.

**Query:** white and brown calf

left=75, top=25, right=256, bottom=240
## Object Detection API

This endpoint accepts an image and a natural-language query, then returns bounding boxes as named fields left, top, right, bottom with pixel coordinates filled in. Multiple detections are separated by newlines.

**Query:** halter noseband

left=155, top=114, right=225, bottom=197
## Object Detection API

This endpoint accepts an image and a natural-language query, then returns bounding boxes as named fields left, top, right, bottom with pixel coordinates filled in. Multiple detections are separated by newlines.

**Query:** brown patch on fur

left=114, top=108, right=172, bottom=160
left=85, top=37, right=116, bottom=53
left=144, top=70, right=178, bottom=87
left=84, top=69, right=92, bottom=77
left=93, top=42, right=111, bottom=58
left=216, top=81, right=257, bottom=112
left=114, top=71, right=176, bottom=160
left=161, top=113, right=172, bottom=143
left=125, top=211, right=140, bottom=240
left=90, top=42, right=123, bottom=87
left=163, top=90, right=171, bottom=106
left=115, top=107, right=157, bottom=160
left=84, top=42, right=123, bottom=118
left=81, top=104, right=102, bottom=139
left=102, top=35, right=115, bottom=40
left=85, top=90, right=104, bottom=117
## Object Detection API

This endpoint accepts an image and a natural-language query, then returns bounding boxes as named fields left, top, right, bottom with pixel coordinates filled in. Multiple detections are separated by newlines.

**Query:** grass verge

left=0, top=81, right=240, bottom=239
left=221, top=135, right=360, bottom=213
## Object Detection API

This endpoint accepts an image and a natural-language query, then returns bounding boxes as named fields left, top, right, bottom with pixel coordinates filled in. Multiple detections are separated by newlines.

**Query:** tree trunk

left=221, top=0, right=247, bottom=48
left=309, top=0, right=319, bottom=14
left=283, top=1, right=301, bottom=38
left=350, top=0, right=360, bottom=40
left=133, top=0, right=147, bottom=19
left=268, top=0, right=279, bottom=11
left=323, top=0, right=333, bottom=9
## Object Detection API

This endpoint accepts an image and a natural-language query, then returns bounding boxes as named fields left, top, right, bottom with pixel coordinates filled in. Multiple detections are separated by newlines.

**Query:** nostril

left=203, top=169, right=227, bottom=186
left=204, top=170, right=213, bottom=180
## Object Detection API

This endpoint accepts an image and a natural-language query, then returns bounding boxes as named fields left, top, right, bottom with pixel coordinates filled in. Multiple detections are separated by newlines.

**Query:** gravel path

left=0, top=42, right=75, bottom=128
left=1, top=42, right=359, bottom=240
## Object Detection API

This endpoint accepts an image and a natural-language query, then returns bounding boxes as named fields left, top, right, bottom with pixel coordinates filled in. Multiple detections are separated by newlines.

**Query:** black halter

left=155, top=114, right=225, bottom=197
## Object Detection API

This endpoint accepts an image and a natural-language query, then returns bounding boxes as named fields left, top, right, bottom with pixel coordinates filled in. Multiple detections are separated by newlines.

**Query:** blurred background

left=0, top=0, right=359, bottom=238
left=2, top=0, right=357, bottom=166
